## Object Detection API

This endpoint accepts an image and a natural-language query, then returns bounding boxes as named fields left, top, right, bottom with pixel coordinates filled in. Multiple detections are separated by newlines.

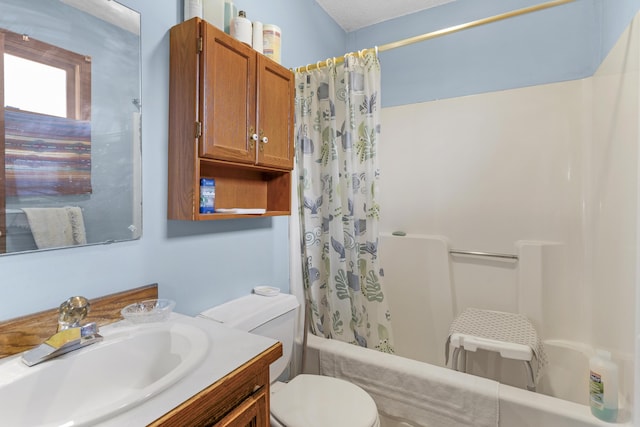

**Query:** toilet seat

left=270, top=374, right=379, bottom=427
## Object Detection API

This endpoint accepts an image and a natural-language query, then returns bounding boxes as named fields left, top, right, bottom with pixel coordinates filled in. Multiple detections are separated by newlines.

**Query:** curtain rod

left=294, top=0, right=575, bottom=73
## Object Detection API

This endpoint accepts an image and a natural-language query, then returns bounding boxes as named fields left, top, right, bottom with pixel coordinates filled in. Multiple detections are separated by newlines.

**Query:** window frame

left=1, top=29, right=91, bottom=121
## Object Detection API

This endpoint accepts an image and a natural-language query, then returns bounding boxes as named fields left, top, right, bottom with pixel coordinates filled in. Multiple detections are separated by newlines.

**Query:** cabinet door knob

left=261, top=136, right=268, bottom=144
left=251, top=133, right=259, bottom=141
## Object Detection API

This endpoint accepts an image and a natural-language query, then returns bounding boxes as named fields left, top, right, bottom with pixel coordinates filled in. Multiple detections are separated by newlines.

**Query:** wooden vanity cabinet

left=168, top=18, right=294, bottom=221
left=149, top=342, right=282, bottom=427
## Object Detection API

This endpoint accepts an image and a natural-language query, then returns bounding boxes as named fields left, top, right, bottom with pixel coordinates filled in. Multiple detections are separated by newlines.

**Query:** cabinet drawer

left=213, top=387, right=267, bottom=427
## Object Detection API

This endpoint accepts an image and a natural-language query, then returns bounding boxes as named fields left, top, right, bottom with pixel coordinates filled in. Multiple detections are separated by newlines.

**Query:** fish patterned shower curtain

left=294, top=51, right=394, bottom=353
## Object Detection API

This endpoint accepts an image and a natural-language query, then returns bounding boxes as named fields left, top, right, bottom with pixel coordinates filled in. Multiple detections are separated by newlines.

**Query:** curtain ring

left=343, top=52, right=350, bottom=65
left=374, top=45, right=379, bottom=58
left=305, top=63, right=311, bottom=73
left=316, top=60, right=322, bottom=70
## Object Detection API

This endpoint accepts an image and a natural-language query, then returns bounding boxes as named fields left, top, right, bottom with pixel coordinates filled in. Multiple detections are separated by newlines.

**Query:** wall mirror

left=0, top=0, right=141, bottom=255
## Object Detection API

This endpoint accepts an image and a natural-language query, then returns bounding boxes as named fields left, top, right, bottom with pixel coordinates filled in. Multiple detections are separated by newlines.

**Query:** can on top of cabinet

left=262, top=24, right=281, bottom=63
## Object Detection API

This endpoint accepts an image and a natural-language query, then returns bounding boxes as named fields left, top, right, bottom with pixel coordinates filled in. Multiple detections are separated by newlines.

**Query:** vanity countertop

left=98, top=312, right=278, bottom=426
left=59, top=313, right=277, bottom=427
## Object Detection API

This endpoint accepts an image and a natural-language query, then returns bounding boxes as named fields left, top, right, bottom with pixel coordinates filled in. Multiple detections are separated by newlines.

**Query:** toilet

left=198, top=293, right=380, bottom=427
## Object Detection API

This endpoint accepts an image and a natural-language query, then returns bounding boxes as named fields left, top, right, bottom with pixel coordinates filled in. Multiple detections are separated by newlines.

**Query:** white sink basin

left=0, top=320, right=209, bottom=427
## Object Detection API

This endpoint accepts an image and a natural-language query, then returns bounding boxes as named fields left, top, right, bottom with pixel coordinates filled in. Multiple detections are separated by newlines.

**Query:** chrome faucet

left=22, top=296, right=103, bottom=367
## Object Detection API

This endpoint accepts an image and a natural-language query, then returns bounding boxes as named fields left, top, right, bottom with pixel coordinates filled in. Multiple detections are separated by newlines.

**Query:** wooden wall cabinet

left=168, top=18, right=295, bottom=221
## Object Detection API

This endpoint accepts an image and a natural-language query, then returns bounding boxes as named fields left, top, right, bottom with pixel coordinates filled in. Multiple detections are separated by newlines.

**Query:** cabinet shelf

left=195, top=210, right=291, bottom=221
left=168, top=158, right=291, bottom=221
left=197, top=159, right=291, bottom=220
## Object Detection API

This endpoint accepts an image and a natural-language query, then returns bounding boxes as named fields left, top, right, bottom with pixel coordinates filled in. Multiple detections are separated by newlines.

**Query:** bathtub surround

left=294, top=51, right=394, bottom=353
left=378, top=9, right=640, bottom=419
left=376, top=234, right=453, bottom=364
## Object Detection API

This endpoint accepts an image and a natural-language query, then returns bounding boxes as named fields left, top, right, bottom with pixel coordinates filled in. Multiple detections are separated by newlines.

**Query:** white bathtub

left=352, top=233, right=633, bottom=425
left=302, top=333, right=632, bottom=427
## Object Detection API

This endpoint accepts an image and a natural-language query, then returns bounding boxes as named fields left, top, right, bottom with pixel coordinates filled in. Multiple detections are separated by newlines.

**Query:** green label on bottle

left=590, top=371, right=604, bottom=410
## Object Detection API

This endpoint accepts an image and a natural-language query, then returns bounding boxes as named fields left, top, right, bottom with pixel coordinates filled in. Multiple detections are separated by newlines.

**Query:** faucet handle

left=58, top=296, right=90, bottom=331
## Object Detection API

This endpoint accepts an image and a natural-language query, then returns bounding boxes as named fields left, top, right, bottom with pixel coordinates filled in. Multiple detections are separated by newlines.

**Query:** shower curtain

left=294, top=51, right=394, bottom=353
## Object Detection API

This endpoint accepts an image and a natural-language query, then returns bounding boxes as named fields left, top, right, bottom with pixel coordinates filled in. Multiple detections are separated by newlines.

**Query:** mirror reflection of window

left=1, top=29, right=93, bottom=198
left=1, top=29, right=91, bottom=121
left=4, top=53, right=67, bottom=118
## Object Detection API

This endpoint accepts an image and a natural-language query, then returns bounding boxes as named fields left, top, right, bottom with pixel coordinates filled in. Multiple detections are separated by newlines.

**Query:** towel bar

left=449, top=249, right=518, bottom=260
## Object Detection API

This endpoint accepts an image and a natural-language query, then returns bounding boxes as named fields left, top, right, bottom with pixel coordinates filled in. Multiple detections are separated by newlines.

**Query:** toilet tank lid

left=199, top=293, right=299, bottom=332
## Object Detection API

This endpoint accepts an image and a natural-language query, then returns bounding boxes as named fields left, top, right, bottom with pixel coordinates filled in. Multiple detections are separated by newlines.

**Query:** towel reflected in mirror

left=21, top=207, right=87, bottom=249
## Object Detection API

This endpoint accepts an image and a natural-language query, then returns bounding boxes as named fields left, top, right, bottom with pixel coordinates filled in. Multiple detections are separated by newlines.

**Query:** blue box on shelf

left=199, top=178, right=215, bottom=214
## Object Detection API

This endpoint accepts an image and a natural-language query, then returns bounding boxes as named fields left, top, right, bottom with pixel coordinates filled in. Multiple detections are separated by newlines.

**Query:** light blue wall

left=0, top=0, right=342, bottom=321
left=1, top=0, right=637, bottom=321
left=348, top=0, right=640, bottom=106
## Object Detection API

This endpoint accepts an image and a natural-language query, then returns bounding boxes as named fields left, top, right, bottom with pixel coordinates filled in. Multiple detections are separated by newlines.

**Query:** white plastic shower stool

left=445, top=308, right=546, bottom=392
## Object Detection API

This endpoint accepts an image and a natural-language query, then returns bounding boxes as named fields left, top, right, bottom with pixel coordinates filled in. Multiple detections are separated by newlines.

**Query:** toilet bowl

left=198, top=293, right=380, bottom=427
left=270, top=374, right=379, bottom=427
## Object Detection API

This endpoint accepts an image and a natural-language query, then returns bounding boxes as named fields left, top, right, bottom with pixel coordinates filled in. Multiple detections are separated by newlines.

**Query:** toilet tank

left=199, top=293, right=300, bottom=381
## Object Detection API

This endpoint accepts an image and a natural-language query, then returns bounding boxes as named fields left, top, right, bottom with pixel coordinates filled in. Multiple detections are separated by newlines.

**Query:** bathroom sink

left=0, top=320, right=209, bottom=427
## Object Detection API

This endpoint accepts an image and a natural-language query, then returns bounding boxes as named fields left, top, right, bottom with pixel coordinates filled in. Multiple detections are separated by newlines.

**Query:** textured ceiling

left=315, top=0, right=456, bottom=32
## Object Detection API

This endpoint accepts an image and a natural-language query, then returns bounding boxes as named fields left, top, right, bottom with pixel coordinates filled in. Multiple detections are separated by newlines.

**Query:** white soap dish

left=121, top=299, right=176, bottom=323
left=253, top=286, right=280, bottom=297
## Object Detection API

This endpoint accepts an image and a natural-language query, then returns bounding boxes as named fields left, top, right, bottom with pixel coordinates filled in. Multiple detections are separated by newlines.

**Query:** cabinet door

left=256, top=56, right=294, bottom=170
left=200, top=22, right=256, bottom=164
